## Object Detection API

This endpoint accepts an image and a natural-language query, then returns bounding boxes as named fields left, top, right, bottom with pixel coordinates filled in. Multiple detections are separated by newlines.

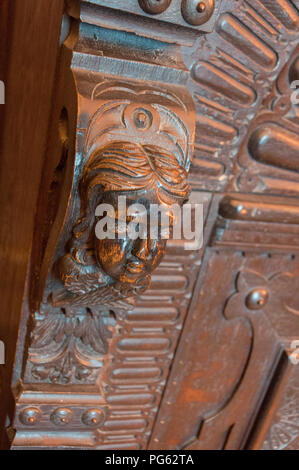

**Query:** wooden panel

left=150, top=195, right=299, bottom=449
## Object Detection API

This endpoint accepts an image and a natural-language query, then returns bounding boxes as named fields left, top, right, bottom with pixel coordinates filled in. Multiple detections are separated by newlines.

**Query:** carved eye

left=138, top=0, right=172, bottom=15
left=123, top=103, right=159, bottom=133
left=133, top=108, right=153, bottom=130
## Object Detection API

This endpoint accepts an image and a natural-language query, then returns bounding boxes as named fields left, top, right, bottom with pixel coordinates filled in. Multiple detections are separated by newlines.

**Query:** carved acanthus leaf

left=28, top=306, right=114, bottom=384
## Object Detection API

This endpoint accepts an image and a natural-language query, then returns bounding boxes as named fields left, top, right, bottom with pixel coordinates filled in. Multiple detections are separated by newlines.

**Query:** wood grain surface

left=0, top=0, right=64, bottom=449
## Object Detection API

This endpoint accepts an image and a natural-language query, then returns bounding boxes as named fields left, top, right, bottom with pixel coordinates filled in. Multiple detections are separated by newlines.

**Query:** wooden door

left=0, top=0, right=299, bottom=450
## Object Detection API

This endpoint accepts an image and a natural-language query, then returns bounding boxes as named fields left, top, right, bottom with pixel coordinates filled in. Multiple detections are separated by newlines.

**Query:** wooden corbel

left=10, top=0, right=202, bottom=448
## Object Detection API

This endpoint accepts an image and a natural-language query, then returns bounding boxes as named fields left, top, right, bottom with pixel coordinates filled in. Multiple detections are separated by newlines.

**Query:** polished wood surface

left=0, top=0, right=64, bottom=449
left=1, top=0, right=299, bottom=450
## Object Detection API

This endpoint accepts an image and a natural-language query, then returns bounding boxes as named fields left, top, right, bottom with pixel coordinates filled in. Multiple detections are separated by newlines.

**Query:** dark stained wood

left=1, top=0, right=299, bottom=450
left=0, top=0, right=64, bottom=449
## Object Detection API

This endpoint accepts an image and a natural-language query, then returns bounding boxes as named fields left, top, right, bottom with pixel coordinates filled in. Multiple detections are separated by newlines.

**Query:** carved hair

left=83, top=141, right=190, bottom=204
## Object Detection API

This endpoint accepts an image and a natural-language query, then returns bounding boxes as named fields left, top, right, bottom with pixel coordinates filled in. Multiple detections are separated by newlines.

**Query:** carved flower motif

left=224, top=270, right=269, bottom=320
left=225, top=270, right=299, bottom=341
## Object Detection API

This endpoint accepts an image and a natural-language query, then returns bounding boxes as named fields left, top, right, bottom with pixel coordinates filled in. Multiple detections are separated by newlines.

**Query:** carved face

left=95, top=190, right=167, bottom=291
left=60, top=141, right=190, bottom=298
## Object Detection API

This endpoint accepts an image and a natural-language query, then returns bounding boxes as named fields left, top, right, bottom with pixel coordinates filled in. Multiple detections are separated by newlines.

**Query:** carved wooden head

left=53, top=84, right=195, bottom=306
left=70, top=140, right=190, bottom=291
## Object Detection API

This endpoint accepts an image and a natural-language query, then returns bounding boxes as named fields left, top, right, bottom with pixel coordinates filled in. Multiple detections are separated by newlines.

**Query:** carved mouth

left=125, top=257, right=147, bottom=275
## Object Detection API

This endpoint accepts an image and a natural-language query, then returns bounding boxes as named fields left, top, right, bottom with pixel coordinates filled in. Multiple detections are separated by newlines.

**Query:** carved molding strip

left=213, top=194, right=299, bottom=253
left=80, top=0, right=224, bottom=34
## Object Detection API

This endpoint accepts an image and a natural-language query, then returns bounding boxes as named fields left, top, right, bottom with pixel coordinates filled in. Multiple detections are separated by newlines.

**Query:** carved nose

left=133, top=237, right=151, bottom=261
